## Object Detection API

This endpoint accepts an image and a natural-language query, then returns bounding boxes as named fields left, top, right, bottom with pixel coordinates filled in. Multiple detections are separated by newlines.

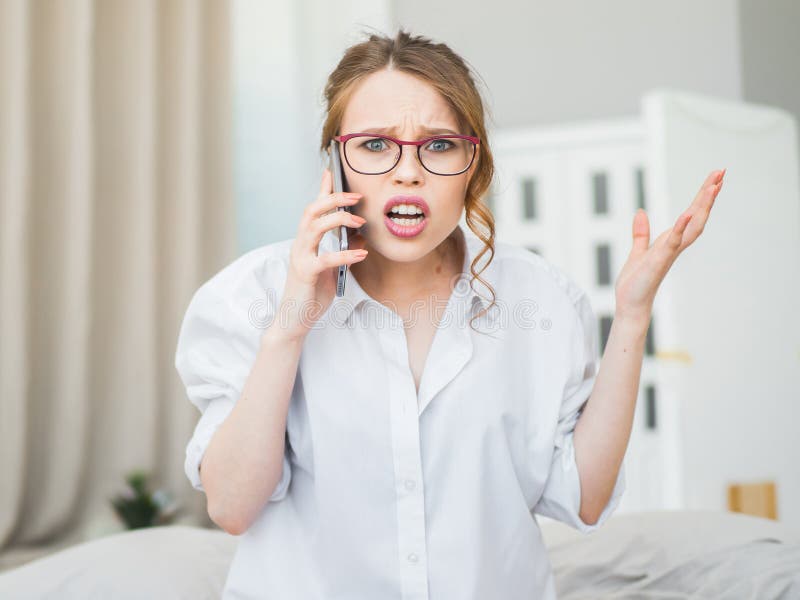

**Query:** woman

left=175, top=29, right=725, bottom=600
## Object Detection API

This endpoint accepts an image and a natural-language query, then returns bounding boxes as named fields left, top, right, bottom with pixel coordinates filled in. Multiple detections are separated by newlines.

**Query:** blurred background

left=1, top=0, right=798, bottom=571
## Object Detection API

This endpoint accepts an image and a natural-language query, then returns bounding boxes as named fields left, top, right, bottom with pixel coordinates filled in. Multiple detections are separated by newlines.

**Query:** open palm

left=614, top=168, right=726, bottom=323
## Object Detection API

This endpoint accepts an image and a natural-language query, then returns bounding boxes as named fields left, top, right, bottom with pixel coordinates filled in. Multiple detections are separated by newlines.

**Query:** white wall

left=738, top=0, right=800, bottom=173
left=392, top=0, right=743, bottom=128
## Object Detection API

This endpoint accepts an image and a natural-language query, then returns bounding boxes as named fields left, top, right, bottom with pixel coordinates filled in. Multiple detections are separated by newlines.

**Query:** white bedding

left=540, top=510, right=800, bottom=599
left=0, top=526, right=236, bottom=600
left=0, top=510, right=797, bottom=599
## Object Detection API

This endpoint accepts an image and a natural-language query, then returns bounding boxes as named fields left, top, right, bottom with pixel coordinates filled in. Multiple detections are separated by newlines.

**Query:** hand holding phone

left=272, top=161, right=366, bottom=342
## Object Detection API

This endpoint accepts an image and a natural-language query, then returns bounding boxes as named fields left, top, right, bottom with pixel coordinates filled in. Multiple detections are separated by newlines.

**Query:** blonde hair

left=320, top=28, right=497, bottom=331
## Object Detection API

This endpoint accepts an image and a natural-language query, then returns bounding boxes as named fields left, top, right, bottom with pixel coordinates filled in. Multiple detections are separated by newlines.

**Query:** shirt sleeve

left=174, top=273, right=292, bottom=503
left=533, top=286, right=626, bottom=533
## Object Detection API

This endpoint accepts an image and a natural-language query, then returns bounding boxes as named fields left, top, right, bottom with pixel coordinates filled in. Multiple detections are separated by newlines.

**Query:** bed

left=0, top=510, right=798, bottom=599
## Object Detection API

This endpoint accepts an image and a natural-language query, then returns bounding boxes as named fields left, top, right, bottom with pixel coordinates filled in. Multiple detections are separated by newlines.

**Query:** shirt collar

left=326, top=223, right=491, bottom=327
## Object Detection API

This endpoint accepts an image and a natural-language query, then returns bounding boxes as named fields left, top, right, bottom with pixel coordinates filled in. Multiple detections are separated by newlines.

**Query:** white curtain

left=0, top=0, right=234, bottom=568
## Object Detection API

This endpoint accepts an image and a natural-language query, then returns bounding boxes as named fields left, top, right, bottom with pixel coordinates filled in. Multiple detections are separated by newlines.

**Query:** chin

left=368, top=235, right=434, bottom=261
left=390, top=234, right=453, bottom=260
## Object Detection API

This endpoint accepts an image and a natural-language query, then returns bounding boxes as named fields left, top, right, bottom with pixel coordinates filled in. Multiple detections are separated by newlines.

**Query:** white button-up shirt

left=175, top=223, right=625, bottom=600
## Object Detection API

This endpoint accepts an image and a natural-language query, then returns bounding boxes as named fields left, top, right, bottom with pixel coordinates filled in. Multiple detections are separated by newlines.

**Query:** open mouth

left=385, top=205, right=426, bottom=226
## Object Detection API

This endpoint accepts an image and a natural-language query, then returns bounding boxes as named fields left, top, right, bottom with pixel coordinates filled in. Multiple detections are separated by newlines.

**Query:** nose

left=391, top=142, right=425, bottom=186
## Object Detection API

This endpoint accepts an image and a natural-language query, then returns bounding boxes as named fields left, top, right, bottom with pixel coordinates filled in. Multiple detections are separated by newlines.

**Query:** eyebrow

left=358, top=126, right=459, bottom=136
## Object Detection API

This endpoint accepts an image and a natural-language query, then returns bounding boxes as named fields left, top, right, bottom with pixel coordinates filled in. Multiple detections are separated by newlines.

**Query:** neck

left=352, top=227, right=465, bottom=303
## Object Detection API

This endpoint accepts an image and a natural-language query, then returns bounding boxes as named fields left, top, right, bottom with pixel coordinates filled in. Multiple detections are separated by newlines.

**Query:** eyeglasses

left=333, top=133, right=480, bottom=176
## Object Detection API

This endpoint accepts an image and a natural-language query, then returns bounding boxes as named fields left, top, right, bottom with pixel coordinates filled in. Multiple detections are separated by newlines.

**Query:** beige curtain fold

left=0, top=0, right=234, bottom=567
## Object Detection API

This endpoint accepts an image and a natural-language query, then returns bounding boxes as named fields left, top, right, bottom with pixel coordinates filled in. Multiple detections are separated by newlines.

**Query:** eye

left=426, top=138, right=455, bottom=152
left=360, top=138, right=388, bottom=152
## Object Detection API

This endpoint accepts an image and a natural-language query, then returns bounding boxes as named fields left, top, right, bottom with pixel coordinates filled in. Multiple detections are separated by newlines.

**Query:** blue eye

left=362, top=138, right=387, bottom=152
left=427, top=139, right=454, bottom=152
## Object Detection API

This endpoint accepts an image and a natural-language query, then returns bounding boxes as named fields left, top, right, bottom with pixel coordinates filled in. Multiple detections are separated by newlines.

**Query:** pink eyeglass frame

left=333, top=132, right=481, bottom=176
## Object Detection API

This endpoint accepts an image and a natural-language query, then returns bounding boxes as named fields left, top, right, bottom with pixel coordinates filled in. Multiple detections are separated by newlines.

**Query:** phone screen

left=328, top=139, right=350, bottom=296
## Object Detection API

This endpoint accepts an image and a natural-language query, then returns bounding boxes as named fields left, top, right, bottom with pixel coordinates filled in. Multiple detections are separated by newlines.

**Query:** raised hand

left=614, top=168, right=726, bottom=324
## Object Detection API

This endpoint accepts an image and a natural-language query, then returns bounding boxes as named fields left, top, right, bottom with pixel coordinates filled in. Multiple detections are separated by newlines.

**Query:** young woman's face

left=338, top=68, right=478, bottom=264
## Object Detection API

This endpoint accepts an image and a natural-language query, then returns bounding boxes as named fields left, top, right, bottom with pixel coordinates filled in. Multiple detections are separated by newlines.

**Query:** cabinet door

left=643, top=91, right=800, bottom=519
left=490, top=148, right=567, bottom=266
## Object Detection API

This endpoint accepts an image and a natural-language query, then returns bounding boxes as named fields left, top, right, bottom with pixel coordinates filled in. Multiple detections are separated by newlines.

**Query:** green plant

left=110, top=469, right=181, bottom=529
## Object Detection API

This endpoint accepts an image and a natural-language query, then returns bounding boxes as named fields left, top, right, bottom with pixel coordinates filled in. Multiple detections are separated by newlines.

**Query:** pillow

left=0, top=526, right=236, bottom=600
left=539, top=510, right=800, bottom=599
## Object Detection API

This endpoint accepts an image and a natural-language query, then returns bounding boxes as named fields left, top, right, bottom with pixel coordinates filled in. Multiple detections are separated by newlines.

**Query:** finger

left=671, top=173, right=723, bottom=251
left=707, top=180, right=722, bottom=208
left=681, top=180, right=722, bottom=247
left=313, top=249, right=369, bottom=275
left=668, top=211, right=692, bottom=250
left=302, top=192, right=363, bottom=226
left=631, top=208, right=650, bottom=257
left=690, top=180, right=720, bottom=226
left=689, top=170, right=725, bottom=212
left=704, top=169, right=725, bottom=187
left=305, top=209, right=366, bottom=248
left=677, top=211, right=692, bottom=233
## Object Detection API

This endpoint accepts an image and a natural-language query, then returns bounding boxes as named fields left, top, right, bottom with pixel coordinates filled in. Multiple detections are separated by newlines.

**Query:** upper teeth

left=389, top=204, right=423, bottom=215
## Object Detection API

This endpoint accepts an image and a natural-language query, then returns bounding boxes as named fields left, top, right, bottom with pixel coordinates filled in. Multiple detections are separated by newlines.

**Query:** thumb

left=631, top=208, right=650, bottom=257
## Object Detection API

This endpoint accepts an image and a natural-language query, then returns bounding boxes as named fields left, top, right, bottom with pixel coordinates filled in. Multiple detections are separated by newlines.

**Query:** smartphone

left=328, top=139, right=351, bottom=296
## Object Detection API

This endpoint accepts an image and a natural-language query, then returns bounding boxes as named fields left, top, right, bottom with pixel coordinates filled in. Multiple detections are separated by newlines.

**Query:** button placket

left=378, top=316, right=430, bottom=600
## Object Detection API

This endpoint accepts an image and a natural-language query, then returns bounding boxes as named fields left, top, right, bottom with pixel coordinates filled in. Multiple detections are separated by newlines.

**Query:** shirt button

left=407, top=553, right=418, bottom=563
left=404, top=479, right=416, bottom=491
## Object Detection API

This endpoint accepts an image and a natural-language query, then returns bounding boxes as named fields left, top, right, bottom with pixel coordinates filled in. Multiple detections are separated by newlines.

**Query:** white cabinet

left=482, top=91, right=800, bottom=527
